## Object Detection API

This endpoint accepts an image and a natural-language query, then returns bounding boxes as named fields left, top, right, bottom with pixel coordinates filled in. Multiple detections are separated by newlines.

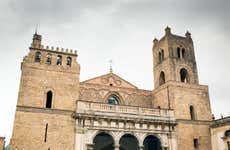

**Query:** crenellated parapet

left=31, top=44, right=78, bottom=56
left=21, top=32, right=80, bottom=72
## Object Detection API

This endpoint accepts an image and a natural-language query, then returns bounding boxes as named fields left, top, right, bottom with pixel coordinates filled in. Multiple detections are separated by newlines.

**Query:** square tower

left=10, top=32, right=80, bottom=149
left=152, top=27, right=212, bottom=150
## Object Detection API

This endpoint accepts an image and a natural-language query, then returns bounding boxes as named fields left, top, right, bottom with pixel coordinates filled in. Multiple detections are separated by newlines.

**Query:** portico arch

left=143, top=135, right=162, bottom=150
left=93, top=132, right=115, bottom=150
left=119, top=134, right=139, bottom=150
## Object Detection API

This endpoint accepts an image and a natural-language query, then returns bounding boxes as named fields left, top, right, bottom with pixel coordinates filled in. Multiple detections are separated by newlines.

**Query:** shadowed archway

left=143, top=135, right=162, bottom=150
left=119, top=134, right=139, bottom=150
left=93, top=132, right=114, bottom=150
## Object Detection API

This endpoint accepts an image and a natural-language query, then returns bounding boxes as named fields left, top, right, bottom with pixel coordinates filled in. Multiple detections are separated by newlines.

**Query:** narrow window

left=57, top=55, right=62, bottom=65
left=46, top=53, right=52, bottom=65
left=159, top=71, right=165, bottom=86
left=182, top=48, right=185, bottom=58
left=190, top=105, right=195, bottom=120
left=227, top=141, right=230, bottom=150
left=180, top=68, right=189, bottom=83
left=46, top=91, right=52, bottom=108
left=193, top=138, right=198, bottom=149
left=67, top=57, right=72, bottom=67
left=161, top=49, right=164, bottom=61
left=44, top=123, right=48, bottom=142
left=177, top=47, right=181, bottom=58
left=35, top=51, right=41, bottom=62
left=158, top=52, right=162, bottom=63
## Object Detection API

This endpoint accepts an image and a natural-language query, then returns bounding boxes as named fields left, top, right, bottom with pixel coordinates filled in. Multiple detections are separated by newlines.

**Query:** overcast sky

left=0, top=0, right=230, bottom=144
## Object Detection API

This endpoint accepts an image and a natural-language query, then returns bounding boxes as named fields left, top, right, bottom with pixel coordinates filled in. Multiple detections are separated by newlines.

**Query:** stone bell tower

left=153, top=26, right=198, bottom=88
left=10, top=32, right=80, bottom=150
left=152, top=27, right=212, bottom=150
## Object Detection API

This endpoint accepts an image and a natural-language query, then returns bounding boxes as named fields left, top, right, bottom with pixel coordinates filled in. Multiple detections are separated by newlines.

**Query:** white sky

left=0, top=0, right=230, bottom=144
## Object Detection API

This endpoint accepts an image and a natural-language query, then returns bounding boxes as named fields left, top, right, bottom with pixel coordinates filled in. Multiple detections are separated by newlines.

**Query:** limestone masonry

left=9, top=27, right=229, bottom=150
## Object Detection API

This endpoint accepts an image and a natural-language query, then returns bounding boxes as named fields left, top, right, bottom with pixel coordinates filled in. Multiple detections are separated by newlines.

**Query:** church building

left=10, top=27, right=213, bottom=150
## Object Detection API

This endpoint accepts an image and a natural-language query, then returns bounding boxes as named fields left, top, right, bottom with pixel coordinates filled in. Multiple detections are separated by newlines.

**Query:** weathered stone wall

left=211, top=121, right=230, bottom=150
left=10, top=108, right=75, bottom=150
left=177, top=123, right=211, bottom=150
left=10, top=34, right=80, bottom=150
left=0, top=137, right=5, bottom=150
left=17, top=48, right=80, bottom=110
left=80, top=83, right=153, bottom=107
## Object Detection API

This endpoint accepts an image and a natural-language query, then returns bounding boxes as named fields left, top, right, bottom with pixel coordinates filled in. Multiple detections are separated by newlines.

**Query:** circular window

left=107, top=96, right=119, bottom=105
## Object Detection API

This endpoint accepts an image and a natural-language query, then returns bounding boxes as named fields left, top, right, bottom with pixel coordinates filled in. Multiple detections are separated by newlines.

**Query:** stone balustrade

left=76, top=100, right=175, bottom=122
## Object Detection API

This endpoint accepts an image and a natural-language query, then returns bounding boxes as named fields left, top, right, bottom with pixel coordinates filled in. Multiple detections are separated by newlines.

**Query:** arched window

left=180, top=68, right=189, bottom=83
left=159, top=71, right=165, bottom=86
left=177, top=47, right=181, bottom=58
left=35, top=51, right=41, bottom=62
left=67, top=57, right=72, bottom=67
left=57, top=55, right=62, bottom=65
left=158, top=52, right=162, bottom=63
left=161, top=49, right=164, bottom=60
left=182, top=48, right=185, bottom=58
left=107, top=95, right=119, bottom=105
left=190, top=105, right=195, bottom=120
left=46, top=53, right=52, bottom=65
left=46, top=91, right=53, bottom=108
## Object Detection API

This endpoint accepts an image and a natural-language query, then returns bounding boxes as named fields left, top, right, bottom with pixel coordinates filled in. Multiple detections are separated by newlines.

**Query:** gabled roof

left=81, top=72, right=138, bottom=89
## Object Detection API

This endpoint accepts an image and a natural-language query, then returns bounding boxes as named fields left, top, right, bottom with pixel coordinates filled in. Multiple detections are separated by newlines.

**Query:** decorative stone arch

left=104, top=91, right=124, bottom=105
left=91, top=131, right=116, bottom=150
left=176, top=65, right=193, bottom=83
left=141, top=133, right=163, bottom=145
left=119, top=132, right=140, bottom=150
left=91, top=130, right=116, bottom=145
left=117, top=132, right=141, bottom=145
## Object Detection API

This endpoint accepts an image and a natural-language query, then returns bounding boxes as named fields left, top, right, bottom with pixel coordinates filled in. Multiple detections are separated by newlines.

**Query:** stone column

left=139, top=145, right=144, bottom=150
left=114, top=145, right=119, bottom=150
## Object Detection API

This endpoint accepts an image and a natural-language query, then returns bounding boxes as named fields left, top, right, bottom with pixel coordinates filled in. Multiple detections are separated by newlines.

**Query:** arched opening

left=93, top=132, right=114, bottom=150
left=107, top=95, right=119, bottom=105
left=46, top=91, right=53, bottom=108
left=119, top=134, right=139, bottom=150
left=159, top=71, right=165, bottom=86
left=177, top=47, right=181, bottom=58
left=67, top=57, right=72, bottom=66
left=180, top=68, right=189, bottom=83
left=158, top=52, right=162, bottom=63
left=182, top=48, right=185, bottom=58
left=190, top=105, right=195, bottom=120
left=46, top=53, right=52, bottom=65
left=161, top=49, right=164, bottom=61
left=35, top=51, right=41, bottom=62
left=57, top=55, right=62, bottom=65
left=143, top=135, right=162, bottom=150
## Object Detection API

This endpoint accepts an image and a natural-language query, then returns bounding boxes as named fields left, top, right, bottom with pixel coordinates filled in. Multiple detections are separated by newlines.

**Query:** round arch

left=159, top=71, right=166, bottom=86
left=104, top=91, right=124, bottom=105
left=143, top=135, right=162, bottom=150
left=93, top=132, right=115, bottom=150
left=180, top=68, right=190, bottom=83
left=119, top=134, right=139, bottom=150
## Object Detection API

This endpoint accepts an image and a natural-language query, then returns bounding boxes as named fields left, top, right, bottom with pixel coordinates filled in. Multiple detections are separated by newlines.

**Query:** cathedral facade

left=10, top=27, right=213, bottom=150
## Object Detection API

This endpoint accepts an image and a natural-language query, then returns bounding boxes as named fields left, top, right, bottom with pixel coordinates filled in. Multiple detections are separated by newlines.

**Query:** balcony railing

left=76, top=100, right=175, bottom=121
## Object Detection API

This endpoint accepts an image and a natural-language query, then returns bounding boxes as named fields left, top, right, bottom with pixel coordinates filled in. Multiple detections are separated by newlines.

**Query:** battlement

left=30, top=32, right=77, bottom=56
left=30, top=44, right=78, bottom=56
